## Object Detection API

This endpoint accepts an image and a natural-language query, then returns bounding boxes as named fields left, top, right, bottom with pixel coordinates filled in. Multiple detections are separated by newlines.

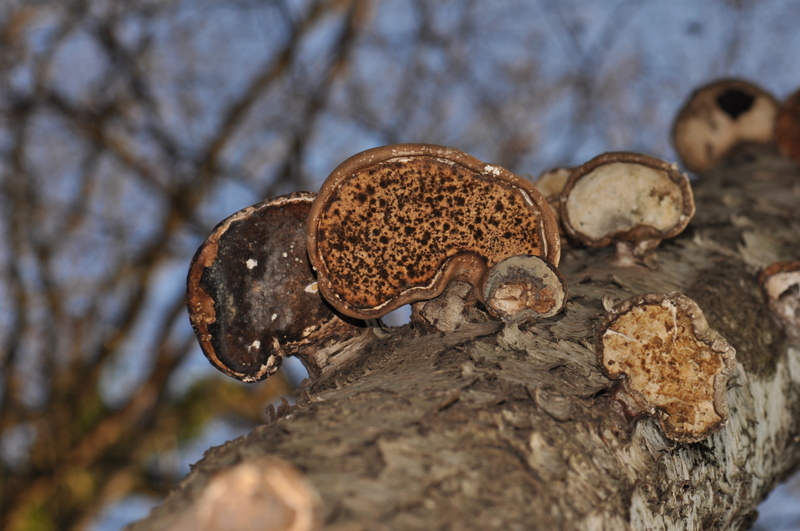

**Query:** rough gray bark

left=128, top=146, right=800, bottom=531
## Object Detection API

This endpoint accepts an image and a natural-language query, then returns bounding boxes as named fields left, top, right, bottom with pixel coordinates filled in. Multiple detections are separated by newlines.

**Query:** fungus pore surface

left=308, top=144, right=559, bottom=318
left=565, top=162, right=685, bottom=241
left=561, top=152, right=694, bottom=253
left=600, top=293, right=735, bottom=442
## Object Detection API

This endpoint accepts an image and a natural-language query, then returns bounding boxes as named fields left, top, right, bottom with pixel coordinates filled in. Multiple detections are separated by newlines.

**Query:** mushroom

left=187, top=192, right=365, bottom=383
left=598, top=292, right=736, bottom=443
left=759, top=260, right=800, bottom=342
left=535, top=166, right=572, bottom=245
left=672, top=78, right=779, bottom=173
left=306, top=143, right=561, bottom=320
left=535, top=167, right=571, bottom=202
left=482, top=254, right=567, bottom=323
left=559, top=151, right=695, bottom=267
left=774, top=88, right=800, bottom=164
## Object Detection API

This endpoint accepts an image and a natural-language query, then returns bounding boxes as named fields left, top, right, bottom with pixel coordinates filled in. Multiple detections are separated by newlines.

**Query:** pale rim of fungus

left=306, top=143, right=561, bottom=320
left=559, top=151, right=695, bottom=251
left=598, top=292, right=736, bottom=443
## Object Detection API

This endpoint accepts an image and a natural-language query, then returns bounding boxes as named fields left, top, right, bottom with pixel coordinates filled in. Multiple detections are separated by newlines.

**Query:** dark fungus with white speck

left=187, top=192, right=363, bottom=382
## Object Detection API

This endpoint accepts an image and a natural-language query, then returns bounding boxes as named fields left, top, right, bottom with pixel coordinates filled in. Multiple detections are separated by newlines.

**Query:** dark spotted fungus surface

left=310, top=151, right=558, bottom=316
left=187, top=192, right=336, bottom=381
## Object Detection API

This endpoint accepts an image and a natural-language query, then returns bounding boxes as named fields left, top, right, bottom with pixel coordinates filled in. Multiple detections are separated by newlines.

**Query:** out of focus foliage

left=2, top=0, right=800, bottom=529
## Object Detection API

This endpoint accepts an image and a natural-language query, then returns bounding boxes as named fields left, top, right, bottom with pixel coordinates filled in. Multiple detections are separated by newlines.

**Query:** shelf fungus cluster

left=187, top=144, right=569, bottom=381
left=558, top=152, right=695, bottom=267
left=186, top=192, right=365, bottom=383
left=672, top=78, right=779, bottom=174
left=598, top=292, right=736, bottom=443
left=306, top=144, right=565, bottom=323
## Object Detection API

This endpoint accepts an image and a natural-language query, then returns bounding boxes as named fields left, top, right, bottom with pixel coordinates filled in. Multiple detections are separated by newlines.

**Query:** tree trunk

left=127, top=146, right=800, bottom=531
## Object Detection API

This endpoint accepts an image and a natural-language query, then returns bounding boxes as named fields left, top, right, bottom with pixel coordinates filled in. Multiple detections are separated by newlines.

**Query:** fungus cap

left=560, top=152, right=695, bottom=250
left=759, top=261, right=800, bottom=338
left=307, top=144, right=560, bottom=320
left=187, top=192, right=360, bottom=382
left=599, top=292, right=736, bottom=443
left=482, top=254, right=567, bottom=323
left=535, top=167, right=572, bottom=200
left=672, top=78, right=779, bottom=173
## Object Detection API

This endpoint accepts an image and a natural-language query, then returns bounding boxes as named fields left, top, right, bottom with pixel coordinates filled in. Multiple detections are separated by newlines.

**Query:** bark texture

left=128, top=146, right=800, bottom=531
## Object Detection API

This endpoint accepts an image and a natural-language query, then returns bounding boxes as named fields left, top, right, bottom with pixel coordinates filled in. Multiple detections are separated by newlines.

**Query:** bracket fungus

left=559, top=152, right=695, bottom=267
left=759, top=261, right=800, bottom=342
left=307, top=143, right=561, bottom=320
left=535, top=167, right=571, bottom=203
left=482, top=254, right=567, bottom=323
left=775, top=88, right=800, bottom=164
left=672, top=78, right=779, bottom=174
left=187, top=192, right=364, bottom=383
left=598, top=292, right=736, bottom=443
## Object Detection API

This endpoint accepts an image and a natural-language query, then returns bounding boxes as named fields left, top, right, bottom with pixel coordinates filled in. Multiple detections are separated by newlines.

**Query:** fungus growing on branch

left=482, top=254, right=567, bottom=323
left=187, top=192, right=364, bottom=382
left=559, top=152, right=695, bottom=267
left=535, top=166, right=572, bottom=245
left=535, top=167, right=571, bottom=203
left=672, top=78, right=779, bottom=173
left=759, top=260, right=800, bottom=342
left=307, top=143, right=561, bottom=320
left=598, top=292, right=736, bottom=443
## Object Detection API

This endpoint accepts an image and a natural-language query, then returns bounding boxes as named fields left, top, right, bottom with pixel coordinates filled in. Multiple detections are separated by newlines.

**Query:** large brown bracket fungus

left=672, top=78, right=779, bottom=174
left=759, top=261, right=800, bottom=343
left=598, top=292, right=736, bottom=443
left=559, top=151, right=695, bottom=267
left=306, top=143, right=561, bottom=321
left=187, top=192, right=364, bottom=383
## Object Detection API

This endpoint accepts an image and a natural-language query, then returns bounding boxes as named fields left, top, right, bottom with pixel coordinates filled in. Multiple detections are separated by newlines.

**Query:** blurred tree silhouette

left=1, top=0, right=800, bottom=529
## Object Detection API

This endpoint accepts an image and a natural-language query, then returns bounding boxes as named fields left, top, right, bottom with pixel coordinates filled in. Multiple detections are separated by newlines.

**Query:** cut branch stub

left=171, top=456, right=322, bottom=531
left=598, top=292, right=736, bottom=443
left=672, top=78, right=779, bottom=173
left=775, top=88, right=800, bottom=164
left=482, top=254, right=566, bottom=323
left=307, top=143, right=560, bottom=320
left=187, top=192, right=364, bottom=382
left=559, top=152, right=695, bottom=267
left=759, top=260, right=800, bottom=342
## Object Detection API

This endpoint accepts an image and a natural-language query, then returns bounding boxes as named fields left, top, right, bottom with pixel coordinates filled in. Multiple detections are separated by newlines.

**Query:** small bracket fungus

left=307, top=143, right=561, bottom=320
left=775, top=88, right=800, bottom=164
left=759, top=261, right=800, bottom=342
left=482, top=254, right=566, bottom=323
left=187, top=192, right=363, bottom=382
left=535, top=166, right=572, bottom=244
left=672, top=78, right=779, bottom=173
left=598, top=292, right=736, bottom=443
left=535, top=167, right=571, bottom=202
left=559, top=152, right=695, bottom=267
